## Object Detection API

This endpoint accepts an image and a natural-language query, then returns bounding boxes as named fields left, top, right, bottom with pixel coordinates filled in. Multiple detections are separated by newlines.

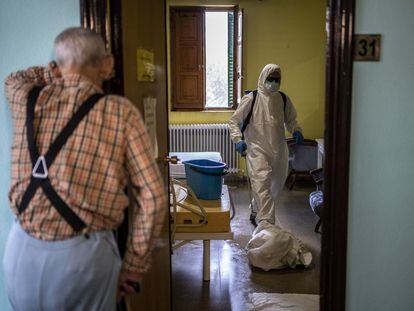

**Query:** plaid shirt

left=5, top=66, right=167, bottom=273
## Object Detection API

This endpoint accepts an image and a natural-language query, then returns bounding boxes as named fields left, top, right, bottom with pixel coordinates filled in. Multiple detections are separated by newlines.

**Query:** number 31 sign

left=354, top=34, right=381, bottom=61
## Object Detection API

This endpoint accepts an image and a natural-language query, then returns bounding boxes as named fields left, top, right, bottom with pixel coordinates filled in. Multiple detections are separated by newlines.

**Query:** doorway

left=168, top=1, right=324, bottom=310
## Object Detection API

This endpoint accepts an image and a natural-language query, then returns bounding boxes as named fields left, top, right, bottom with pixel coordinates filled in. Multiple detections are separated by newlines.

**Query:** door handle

left=157, top=155, right=180, bottom=165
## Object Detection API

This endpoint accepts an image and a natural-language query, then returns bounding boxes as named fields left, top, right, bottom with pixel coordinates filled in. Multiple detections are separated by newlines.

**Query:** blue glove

left=293, top=131, right=304, bottom=145
left=235, top=140, right=247, bottom=155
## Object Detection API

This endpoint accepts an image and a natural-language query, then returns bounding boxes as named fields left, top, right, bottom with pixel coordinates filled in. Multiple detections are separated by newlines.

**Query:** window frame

left=170, top=5, right=241, bottom=112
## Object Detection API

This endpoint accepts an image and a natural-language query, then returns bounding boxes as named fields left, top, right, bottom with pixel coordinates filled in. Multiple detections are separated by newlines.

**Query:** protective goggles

left=266, top=77, right=281, bottom=83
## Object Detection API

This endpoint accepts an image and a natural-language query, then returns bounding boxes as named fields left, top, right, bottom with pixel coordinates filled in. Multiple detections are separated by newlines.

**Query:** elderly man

left=2, top=27, right=167, bottom=310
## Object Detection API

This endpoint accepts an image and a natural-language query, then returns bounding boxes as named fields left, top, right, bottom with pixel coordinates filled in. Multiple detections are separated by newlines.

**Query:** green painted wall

left=0, top=1, right=80, bottom=308
left=347, top=0, right=414, bottom=310
left=168, top=0, right=326, bottom=140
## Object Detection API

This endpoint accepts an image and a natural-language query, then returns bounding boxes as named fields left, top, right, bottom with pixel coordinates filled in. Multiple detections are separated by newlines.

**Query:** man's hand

left=117, top=269, right=143, bottom=302
left=293, top=131, right=304, bottom=145
left=48, top=61, right=62, bottom=79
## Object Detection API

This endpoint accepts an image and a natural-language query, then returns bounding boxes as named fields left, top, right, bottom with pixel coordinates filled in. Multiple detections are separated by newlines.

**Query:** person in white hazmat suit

left=228, top=64, right=312, bottom=270
left=229, top=63, right=303, bottom=226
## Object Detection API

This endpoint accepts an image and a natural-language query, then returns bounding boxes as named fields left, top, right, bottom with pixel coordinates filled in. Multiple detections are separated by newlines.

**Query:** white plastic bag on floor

left=246, top=221, right=312, bottom=271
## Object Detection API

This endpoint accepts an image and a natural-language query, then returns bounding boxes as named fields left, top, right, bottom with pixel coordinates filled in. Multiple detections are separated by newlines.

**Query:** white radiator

left=169, top=123, right=239, bottom=173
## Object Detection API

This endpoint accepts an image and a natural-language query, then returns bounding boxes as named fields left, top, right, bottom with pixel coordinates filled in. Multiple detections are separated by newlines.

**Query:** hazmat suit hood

left=257, top=64, right=281, bottom=96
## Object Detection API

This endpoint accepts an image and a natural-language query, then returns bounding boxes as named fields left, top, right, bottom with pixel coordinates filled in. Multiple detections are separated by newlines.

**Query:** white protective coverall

left=229, top=64, right=312, bottom=271
left=229, top=64, right=302, bottom=225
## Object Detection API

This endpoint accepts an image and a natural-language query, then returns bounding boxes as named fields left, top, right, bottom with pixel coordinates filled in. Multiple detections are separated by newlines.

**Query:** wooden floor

left=171, top=180, right=321, bottom=311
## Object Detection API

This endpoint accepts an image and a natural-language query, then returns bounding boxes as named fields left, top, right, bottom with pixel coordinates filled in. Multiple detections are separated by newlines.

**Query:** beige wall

left=168, top=0, right=326, bottom=139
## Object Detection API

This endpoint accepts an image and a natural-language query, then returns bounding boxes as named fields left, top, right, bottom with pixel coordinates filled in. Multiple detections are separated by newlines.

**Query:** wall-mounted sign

left=137, top=48, right=155, bottom=82
left=354, top=34, right=381, bottom=61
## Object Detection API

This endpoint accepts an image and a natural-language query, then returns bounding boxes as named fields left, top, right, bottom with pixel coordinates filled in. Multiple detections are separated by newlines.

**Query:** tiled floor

left=172, top=181, right=321, bottom=311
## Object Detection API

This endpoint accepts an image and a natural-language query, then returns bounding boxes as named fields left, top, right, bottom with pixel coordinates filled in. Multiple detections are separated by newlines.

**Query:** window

left=170, top=7, right=243, bottom=111
left=205, top=11, right=230, bottom=108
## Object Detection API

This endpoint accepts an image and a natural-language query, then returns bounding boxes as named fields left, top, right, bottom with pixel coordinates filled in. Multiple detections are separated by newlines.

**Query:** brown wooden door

left=171, top=8, right=204, bottom=110
left=121, top=0, right=171, bottom=310
left=80, top=0, right=172, bottom=309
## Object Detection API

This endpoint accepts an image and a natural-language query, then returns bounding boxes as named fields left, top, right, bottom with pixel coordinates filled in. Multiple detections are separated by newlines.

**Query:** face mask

left=264, top=80, right=280, bottom=93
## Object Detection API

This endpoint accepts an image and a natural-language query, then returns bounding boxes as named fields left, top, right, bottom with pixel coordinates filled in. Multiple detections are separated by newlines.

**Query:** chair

left=309, top=168, right=323, bottom=233
left=286, top=138, right=318, bottom=190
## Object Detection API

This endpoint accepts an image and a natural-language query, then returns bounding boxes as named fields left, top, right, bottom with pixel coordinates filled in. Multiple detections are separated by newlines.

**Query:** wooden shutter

left=171, top=8, right=204, bottom=110
left=236, top=8, right=244, bottom=105
left=228, top=10, right=235, bottom=108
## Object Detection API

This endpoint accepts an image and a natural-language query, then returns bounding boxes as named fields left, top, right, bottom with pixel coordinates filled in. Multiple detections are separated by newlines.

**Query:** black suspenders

left=240, top=90, right=287, bottom=137
left=18, top=86, right=105, bottom=232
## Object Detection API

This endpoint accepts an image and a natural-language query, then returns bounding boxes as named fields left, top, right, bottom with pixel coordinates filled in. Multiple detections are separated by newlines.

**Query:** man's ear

left=100, top=54, right=115, bottom=80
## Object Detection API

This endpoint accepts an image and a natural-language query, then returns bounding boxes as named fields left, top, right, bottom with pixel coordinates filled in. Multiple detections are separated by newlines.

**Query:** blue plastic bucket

left=183, top=159, right=228, bottom=200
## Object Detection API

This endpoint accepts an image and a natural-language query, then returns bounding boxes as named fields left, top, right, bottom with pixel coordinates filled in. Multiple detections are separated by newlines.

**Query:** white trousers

left=247, top=144, right=289, bottom=225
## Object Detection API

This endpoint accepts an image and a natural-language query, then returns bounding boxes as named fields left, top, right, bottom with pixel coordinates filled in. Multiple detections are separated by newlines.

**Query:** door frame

left=80, top=0, right=124, bottom=95
left=321, top=0, right=354, bottom=310
left=80, top=0, right=356, bottom=310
